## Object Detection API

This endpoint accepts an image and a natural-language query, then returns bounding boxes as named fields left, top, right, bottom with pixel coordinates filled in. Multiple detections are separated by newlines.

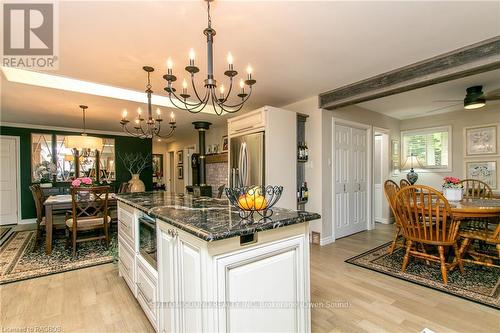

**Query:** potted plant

left=442, top=176, right=463, bottom=201
left=119, top=152, right=151, bottom=192
left=34, top=161, right=56, bottom=188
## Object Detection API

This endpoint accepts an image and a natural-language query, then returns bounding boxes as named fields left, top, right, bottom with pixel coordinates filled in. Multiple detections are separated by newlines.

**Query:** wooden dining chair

left=457, top=222, right=500, bottom=268
left=66, top=186, right=111, bottom=256
left=394, top=185, right=463, bottom=284
left=29, top=184, right=45, bottom=251
left=400, top=179, right=411, bottom=188
left=383, top=180, right=403, bottom=254
left=459, top=179, right=492, bottom=199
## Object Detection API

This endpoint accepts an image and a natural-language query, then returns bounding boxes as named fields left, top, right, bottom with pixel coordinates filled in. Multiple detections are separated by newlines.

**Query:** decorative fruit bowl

left=225, top=185, right=283, bottom=219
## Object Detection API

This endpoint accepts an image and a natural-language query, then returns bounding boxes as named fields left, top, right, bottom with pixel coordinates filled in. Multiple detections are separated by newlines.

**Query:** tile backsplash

left=206, top=162, right=228, bottom=197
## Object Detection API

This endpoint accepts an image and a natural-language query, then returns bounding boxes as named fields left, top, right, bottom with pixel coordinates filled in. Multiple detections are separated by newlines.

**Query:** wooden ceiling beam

left=318, top=36, right=500, bottom=110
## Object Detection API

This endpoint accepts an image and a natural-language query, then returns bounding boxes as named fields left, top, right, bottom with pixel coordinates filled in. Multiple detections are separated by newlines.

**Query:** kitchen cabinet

left=116, top=193, right=320, bottom=333
left=227, top=106, right=297, bottom=210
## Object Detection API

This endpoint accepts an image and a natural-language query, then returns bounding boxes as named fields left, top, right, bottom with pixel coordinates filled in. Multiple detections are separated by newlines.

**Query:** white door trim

left=372, top=127, right=390, bottom=226
left=331, top=118, right=373, bottom=240
left=0, top=135, right=21, bottom=225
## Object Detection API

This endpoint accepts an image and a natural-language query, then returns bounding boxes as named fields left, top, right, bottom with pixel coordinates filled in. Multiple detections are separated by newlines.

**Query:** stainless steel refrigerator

left=230, top=132, right=265, bottom=188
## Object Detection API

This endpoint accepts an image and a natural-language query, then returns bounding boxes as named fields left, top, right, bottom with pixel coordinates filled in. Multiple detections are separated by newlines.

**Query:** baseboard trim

left=320, top=236, right=334, bottom=246
left=374, top=217, right=394, bottom=225
left=20, top=218, right=36, bottom=225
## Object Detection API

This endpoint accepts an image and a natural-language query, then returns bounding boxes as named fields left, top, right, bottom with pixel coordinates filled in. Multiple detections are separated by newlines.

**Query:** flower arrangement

left=34, top=161, right=56, bottom=183
left=443, top=176, right=463, bottom=189
left=71, top=177, right=94, bottom=187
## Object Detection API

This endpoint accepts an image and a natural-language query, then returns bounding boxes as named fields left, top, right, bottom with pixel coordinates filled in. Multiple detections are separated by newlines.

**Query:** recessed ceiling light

left=0, top=66, right=219, bottom=115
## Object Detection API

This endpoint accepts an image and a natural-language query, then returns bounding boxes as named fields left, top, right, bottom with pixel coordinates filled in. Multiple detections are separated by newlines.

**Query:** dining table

left=449, top=198, right=500, bottom=219
left=43, top=193, right=117, bottom=255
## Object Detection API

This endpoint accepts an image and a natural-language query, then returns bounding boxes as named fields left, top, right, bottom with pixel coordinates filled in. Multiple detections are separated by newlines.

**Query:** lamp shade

left=402, top=154, right=422, bottom=169
left=66, top=135, right=103, bottom=151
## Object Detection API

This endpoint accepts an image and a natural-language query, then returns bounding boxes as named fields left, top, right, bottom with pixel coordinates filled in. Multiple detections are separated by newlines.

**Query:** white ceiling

left=358, top=69, right=500, bottom=119
left=1, top=1, right=500, bottom=136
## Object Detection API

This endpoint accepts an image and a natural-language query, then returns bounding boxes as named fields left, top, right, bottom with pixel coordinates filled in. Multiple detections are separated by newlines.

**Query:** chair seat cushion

left=66, top=215, right=111, bottom=229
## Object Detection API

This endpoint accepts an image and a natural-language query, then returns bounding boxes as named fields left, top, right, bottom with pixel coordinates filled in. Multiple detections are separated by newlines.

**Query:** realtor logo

left=2, top=2, right=58, bottom=68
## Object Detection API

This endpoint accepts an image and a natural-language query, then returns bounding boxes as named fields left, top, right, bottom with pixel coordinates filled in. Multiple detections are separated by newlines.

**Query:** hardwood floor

left=1, top=223, right=498, bottom=332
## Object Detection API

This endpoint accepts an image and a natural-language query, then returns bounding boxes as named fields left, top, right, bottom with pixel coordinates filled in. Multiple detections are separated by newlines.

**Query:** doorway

left=168, top=151, right=175, bottom=194
left=373, top=128, right=391, bottom=224
left=0, top=136, right=20, bottom=225
left=332, top=119, right=372, bottom=239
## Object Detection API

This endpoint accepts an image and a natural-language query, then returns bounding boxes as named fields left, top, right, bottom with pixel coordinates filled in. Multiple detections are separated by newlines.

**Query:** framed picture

left=391, top=138, right=400, bottom=175
left=152, top=154, right=163, bottom=177
left=177, top=165, right=183, bottom=179
left=465, top=160, right=497, bottom=189
left=177, top=150, right=183, bottom=164
left=221, top=135, right=228, bottom=153
left=465, top=125, right=497, bottom=156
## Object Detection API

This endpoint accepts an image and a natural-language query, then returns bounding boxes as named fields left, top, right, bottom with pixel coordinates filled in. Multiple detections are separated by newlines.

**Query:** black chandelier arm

left=169, top=85, right=210, bottom=109
left=215, top=86, right=253, bottom=110
left=153, top=122, right=176, bottom=139
left=167, top=88, right=212, bottom=114
left=210, top=87, right=223, bottom=116
left=121, top=123, right=147, bottom=139
left=190, top=74, right=206, bottom=103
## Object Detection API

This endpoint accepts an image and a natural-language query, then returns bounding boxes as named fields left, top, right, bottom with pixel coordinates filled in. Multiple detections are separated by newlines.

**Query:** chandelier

left=163, top=0, right=256, bottom=115
left=66, top=105, right=103, bottom=157
left=120, top=66, right=177, bottom=139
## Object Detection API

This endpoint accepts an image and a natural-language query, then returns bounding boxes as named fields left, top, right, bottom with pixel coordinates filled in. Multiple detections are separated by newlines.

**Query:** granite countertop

left=115, top=191, right=321, bottom=242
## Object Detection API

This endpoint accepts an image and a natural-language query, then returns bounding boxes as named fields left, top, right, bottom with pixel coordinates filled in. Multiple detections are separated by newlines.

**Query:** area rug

left=0, top=229, right=117, bottom=285
left=345, top=242, right=500, bottom=309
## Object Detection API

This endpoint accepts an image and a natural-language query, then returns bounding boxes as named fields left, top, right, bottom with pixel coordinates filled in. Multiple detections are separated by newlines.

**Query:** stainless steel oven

left=138, top=215, right=157, bottom=270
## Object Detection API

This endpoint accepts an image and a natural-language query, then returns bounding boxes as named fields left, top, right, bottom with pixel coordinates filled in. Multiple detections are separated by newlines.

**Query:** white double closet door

left=334, top=124, right=368, bottom=239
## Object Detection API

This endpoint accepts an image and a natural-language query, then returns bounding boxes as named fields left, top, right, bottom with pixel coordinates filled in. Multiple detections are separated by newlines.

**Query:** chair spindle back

left=459, top=179, right=492, bottom=199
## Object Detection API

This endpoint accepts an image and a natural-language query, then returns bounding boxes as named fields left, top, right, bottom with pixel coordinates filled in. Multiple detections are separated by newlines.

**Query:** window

left=401, top=126, right=451, bottom=170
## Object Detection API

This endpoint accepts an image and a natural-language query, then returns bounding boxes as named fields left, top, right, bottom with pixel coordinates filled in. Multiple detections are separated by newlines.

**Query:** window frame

left=400, top=125, right=452, bottom=172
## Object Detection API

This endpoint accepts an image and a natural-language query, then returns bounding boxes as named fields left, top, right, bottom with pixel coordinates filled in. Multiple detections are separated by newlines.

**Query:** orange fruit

left=253, top=195, right=267, bottom=210
left=238, top=194, right=254, bottom=210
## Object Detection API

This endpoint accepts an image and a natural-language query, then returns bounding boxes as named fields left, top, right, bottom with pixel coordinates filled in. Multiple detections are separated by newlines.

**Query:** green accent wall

left=0, top=126, right=153, bottom=219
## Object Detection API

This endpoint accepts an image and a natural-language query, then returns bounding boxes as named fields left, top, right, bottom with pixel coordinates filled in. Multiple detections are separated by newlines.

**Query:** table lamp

left=403, top=154, right=422, bottom=185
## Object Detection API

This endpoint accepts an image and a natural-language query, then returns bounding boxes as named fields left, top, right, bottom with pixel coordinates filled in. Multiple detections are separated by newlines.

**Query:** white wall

left=282, top=99, right=401, bottom=244
left=398, top=105, right=500, bottom=193
left=282, top=97, right=324, bottom=235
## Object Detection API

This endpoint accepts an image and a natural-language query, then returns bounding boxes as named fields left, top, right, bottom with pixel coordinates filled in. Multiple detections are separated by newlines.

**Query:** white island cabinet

left=157, top=221, right=310, bottom=333
left=116, top=192, right=320, bottom=333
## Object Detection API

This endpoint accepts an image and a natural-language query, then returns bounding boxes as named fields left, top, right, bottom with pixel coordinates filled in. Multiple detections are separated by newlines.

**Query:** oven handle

left=139, top=217, right=156, bottom=230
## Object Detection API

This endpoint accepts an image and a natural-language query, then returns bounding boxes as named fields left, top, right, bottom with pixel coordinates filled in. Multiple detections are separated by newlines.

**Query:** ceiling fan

left=428, top=85, right=500, bottom=114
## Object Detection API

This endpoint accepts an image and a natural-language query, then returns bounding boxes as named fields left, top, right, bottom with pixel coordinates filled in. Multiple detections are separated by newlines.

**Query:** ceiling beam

left=318, top=36, right=500, bottom=110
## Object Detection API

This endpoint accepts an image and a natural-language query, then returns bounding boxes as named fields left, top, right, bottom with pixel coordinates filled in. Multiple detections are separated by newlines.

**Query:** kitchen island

left=115, top=191, right=320, bottom=333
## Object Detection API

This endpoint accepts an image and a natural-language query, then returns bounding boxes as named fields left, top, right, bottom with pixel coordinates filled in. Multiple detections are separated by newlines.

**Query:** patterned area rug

left=0, top=229, right=117, bottom=285
left=345, top=242, right=500, bottom=309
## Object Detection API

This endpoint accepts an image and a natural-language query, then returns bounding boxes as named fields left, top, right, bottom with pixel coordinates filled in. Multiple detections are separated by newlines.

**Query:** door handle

left=358, top=184, right=361, bottom=191
left=343, top=184, right=346, bottom=192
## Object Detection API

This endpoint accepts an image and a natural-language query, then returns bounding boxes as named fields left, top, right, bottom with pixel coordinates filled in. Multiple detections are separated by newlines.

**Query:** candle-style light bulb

left=167, top=57, right=173, bottom=75
left=122, top=109, right=128, bottom=119
left=219, top=84, right=225, bottom=99
left=246, top=64, right=253, bottom=80
left=182, top=78, right=188, bottom=89
left=239, top=79, right=245, bottom=89
left=134, top=119, right=140, bottom=124
left=170, top=111, right=175, bottom=123
left=137, top=107, right=142, bottom=115
left=227, top=52, right=233, bottom=65
left=156, top=108, right=161, bottom=119
left=189, top=48, right=195, bottom=66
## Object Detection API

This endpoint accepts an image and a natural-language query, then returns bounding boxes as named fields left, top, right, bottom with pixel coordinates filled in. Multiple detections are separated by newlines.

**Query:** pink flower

left=81, top=177, right=92, bottom=185
left=71, top=179, right=81, bottom=187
